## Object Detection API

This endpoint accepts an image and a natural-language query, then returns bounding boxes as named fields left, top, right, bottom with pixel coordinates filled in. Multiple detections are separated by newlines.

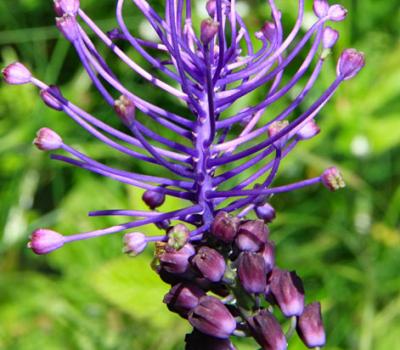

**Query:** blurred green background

left=0, top=0, right=399, bottom=349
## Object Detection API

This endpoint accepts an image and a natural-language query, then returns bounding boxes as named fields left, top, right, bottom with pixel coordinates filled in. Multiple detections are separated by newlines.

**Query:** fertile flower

left=123, top=232, right=147, bottom=256
left=28, top=229, right=65, bottom=255
left=5, top=0, right=364, bottom=347
left=297, top=302, right=326, bottom=348
left=188, top=296, right=236, bottom=339
left=2, top=62, right=31, bottom=85
left=247, top=310, right=288, bottom=350
left=163, top=282, right=205, bottom=318
left=33, top=128, right=63, bottom=151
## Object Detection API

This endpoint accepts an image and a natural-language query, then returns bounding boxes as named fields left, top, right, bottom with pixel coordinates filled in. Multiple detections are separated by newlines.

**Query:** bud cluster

left=156, top=214, right=325, bottom=349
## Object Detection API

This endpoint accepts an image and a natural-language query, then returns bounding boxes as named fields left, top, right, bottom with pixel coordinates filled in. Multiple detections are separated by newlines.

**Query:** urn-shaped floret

left=297, top=302, right=326, bottom=348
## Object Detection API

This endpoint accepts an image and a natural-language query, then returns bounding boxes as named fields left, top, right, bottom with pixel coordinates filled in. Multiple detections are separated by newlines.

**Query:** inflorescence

left=3, top=0, right=364, bottom=348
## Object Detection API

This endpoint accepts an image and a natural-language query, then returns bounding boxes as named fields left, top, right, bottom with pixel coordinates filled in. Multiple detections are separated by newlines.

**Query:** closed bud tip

left=28, top=229, right=65, bottom=255
left=192, top=246, right=226, bottom=282
left=328, top=4, right=348, bottom=22
left=322, top=26, right=339, bottom=50
left=238, top=252, right=267, bottom=294
left=200, top=19, right=219, bottom=46
left=123, top=232, right=147, bottom=256
left=2, top=62, right=32, bottom=85
left=236, top=220, right=269, bottom=252
left=189, top=296, right=236, bottom=339
left=205, top=0, right=216, bottom=17
left=211, top=211, right=238, bottom=243
left=313, top=0, right=329, bottom=18
left=56, top=14, right=79, bottom=42
left=33, top=128, right=63, bottom=151
left=337, top=48, right=365, bottom=80
left=114, top=95, right=136, bottom=126
left=255, top=203, right=276, bottom=223
left=142, top=189, right=165, bottom=209
left=297, top=302, right=326, bottom=348
left=297, top=120, right=320, bottom=140
left=321, top=167, right=345, bottom=191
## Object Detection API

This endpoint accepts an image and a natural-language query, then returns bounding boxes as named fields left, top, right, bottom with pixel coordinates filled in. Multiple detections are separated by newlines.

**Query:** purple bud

left=210, top=211, right=238, bottom=243
left=297, top=120, right=320, bottom=140
left=297, top=302, right=326, bottom=348
left=337, top=48, right=365, bottom=80
left=188, top=296, right=236, bottom=339
left=237, top=252, right=267, bottom=294
left=185, top=329, right=236, bottom=350
left=257, top=21, right=276, bottom=42
left=28, top=229, right=65, bottom=255
left=107, top=28, right=122, bottom=40
left=156, top=219, right=170, bottom=230
left=200, top=19, right=219, bottom=46
left=167, top=223, right=190, bottom=250
left=33, top=128, right=63, bottom=151
left=235, top=220, right=269, bottom=252
left=159, top=243, right=195, bottom=274
left=40, top=85, right=65, bottom=111
left=247, top=310, right=287, bottom=350
left=205, top=0, right=216, bottom=17
left=54, top=0, right=80, bottom=16
left=142, top=189, right=165, bottom=210
left=2, top=62, right=31, bottom=85
left=163, top=282, right=205, bottom=318
left=260, top=241, right=275, bottom=273
left=123, top=232, right=147, bottom=256
left=56, top=14, right=80, bottom=42
left=268, top=120, right=289, bottom=148
left=328, top=4, right=348, bottom=22
left=322, top=27, right=339, bottom=49
left=114, top=95, right=136, bottom=126
left=269, top=269, right=305, bottom=317
left=255, top=203, right=276, bottom=223
left=321, top=167, right=345, bottom=191
left=192, top=246, right=226, bottom=282
left=313, top=0, right=329, bottom=18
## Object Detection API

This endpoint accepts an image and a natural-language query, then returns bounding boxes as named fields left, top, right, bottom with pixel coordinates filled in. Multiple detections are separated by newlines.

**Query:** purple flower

left=210, top=211, right=238, bottom=243
left=33, top=128, right=63, bottom=151
left=28, top=229, right=65, bottom=255
left=237, top=252, right=267, bottom=294
left=235, top=220, right=269, bottom=252
left=192, top=246, right=226, bottom=283
left=123, top=232, right=147, bottom=256
left=159, top=243, right=195, bottom=274
left=2, top=62, right=31, bottom=85
left=297, top=302, right=326, bottom=348
left=188, top=296, right=236, bottom=339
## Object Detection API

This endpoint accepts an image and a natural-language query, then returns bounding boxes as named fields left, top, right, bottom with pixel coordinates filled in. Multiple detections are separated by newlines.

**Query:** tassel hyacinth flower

left=3, top=0, right=365, bottom=348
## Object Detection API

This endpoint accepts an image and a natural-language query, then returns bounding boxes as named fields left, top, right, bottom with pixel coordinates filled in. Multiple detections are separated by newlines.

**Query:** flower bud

left=268, top=120, right=289, bottom=148
left=28, top=229, right=65, bottom=255
left=322, top=27, right=339, bottom=50
left=255, top=203, right=276, bottom=223
left=328, top=4, right=347, bottom=22
left=235, top=220, right=269, bottom=252
left=200, top=19, right=219, bottom=46
left=205, top=0, right=216, bottom=17
left=159, top=243, right=195, bottom=274
left=123, top=232, right=147, bottom=256
left=188, top=296, right=236, bottom=339
left=257, top=21, right=276, bottom=42
left=142, top=189, right=165, bottom=210
left=260, top=241, right=275, bottom=273
left=163, top=282, right=205, bottom=318
left=297, top=120, right=320, bottom=140
left=247, top=310, right=287, bottom=350
left=167, top=223, right=190, bottom=250
left=107, top=28, right=122, bottom=40
left=192, top=246, right=226, bottom=282
left=56, top=14, right=80, bottom=42
left=210, top=211, right=238, bottom=243
left=40, top=85, right=65, bottom=111
left=156, top=219, right=170, bottom=230
left=321, top=167, right=345, bottom=191
left=297, top=302, right=326, bottom=348
left=2, top=62, right=31, bottom=85
left=269, top=269, right=305, bottom=317
left=185, top=329, right=237, bottom=350
left=313, top=0, right=329, bottom=18
left=337, top=48, right=365, bottom=80
left=114, top=95, right=136, bottom=126
left=54, top=0, right=80, bottom=16
left=237, top=252, right=267, bottom=294
left=33, top=128, right=63, bottom=151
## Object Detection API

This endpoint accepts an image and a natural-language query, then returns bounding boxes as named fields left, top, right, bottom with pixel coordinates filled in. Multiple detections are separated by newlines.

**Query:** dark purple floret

left=210, top=211, right=238, bottom=243
left=159, top=243, right=195, bottom=274
left=297, top=302, right=326, bottom=348
left=237, top=252, right=267, bottom=294
left=192, top=246, right=226, bottom=283
left=188, top=296, right=236, bottom=339
left=235, top=220, right=269, bottom=252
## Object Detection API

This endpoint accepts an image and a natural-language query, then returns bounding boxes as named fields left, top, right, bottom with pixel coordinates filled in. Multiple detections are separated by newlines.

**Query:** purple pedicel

left=3, top=0, right=364, bottom=347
